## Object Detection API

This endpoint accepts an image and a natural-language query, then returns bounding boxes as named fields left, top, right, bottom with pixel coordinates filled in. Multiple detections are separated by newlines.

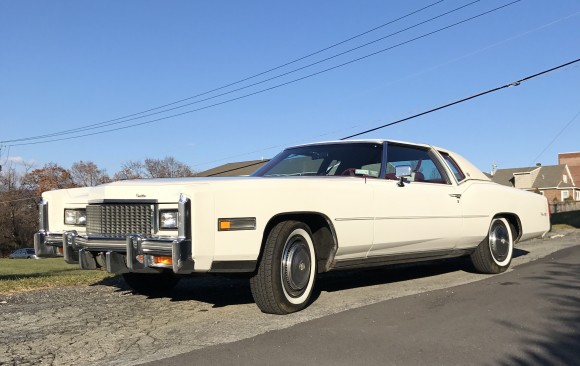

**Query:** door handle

left=449, top=194, right=462, bottom=199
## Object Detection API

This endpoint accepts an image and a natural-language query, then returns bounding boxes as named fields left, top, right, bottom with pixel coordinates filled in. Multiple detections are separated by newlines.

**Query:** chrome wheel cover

left=281, top=235, right=311, bottom=298
left=489, top=220, right=510, bottom=263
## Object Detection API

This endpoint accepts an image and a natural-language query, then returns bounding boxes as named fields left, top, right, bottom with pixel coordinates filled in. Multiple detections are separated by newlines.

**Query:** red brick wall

left=541, top=189, right=577, bottom=202
left=559, top=152, right=580, bottom=166
left=542, top=189, right=561, bottom=203
left=558, top=153, right=580, bottom=186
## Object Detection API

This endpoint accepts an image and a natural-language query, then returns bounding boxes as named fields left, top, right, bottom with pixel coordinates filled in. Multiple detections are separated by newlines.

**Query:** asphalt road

left=1, top=229, right=579, bottom=365
left=148, top=244, right=580, bottom=366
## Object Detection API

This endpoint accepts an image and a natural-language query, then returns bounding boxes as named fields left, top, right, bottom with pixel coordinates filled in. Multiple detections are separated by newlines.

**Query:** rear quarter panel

left=458, top=181, right=549, bottom=249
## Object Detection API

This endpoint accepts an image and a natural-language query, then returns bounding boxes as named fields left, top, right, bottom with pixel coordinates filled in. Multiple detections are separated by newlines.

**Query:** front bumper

left=35, top=230, right=196, bottom=275
left=35, top=193, right=195, bottom=275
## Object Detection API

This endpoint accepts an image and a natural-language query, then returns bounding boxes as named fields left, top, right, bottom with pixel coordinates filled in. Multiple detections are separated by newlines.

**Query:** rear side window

left=440, top=152, right=466, bottom=182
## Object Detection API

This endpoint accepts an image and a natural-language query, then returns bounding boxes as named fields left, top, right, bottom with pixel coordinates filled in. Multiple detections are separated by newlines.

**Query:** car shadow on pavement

left=315, top=257, right=471, bottom=295
left=512, top=247, right=530, bottom=259
left=94, top=248, right=531, bottom=310
left=97, top=274, right=255, bottom=308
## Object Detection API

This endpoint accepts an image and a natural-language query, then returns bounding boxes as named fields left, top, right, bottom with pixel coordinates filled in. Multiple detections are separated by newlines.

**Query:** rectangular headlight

left=64, top=209, right=86, bottom=226
left=160, top=210, right=179, bottom=230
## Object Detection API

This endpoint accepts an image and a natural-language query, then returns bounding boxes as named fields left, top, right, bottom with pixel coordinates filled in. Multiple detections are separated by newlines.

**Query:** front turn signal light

left=153, top=256, right=173, bottom=266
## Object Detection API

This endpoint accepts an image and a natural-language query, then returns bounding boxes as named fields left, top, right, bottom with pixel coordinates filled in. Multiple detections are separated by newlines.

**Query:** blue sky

left=1, top=0, right=579, bottom=176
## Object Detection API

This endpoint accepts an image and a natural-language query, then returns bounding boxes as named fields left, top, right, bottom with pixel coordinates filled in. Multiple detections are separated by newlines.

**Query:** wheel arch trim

left=493, top=212, right=522, bottom=243
left=262, top=211, right=339, bottom=273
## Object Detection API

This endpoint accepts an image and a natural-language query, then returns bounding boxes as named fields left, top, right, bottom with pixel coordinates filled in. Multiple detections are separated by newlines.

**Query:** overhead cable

left=1, top=0, right=446, bottom=144
left=340, top=58, right=580, bottom=139
left=6, top=1, right=521, bottom=147
left=201, top=58, right=580, bottom=176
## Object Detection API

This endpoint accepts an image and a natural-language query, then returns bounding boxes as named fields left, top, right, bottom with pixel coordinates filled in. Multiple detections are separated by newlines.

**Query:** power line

left=3, top=0, right=478, bottom=144
left=1, top=0, right=446, bottom=144
left=7, top=1, right=521, bottom=147
left=2, top=59, right=578, bottom=192
left=205, top=58, right=580, bottom=176
left=186, top=11, right=580, bottom=171
left=341, top=58, right=580, bottom=139
left=530, top=109, right=580, bottom=165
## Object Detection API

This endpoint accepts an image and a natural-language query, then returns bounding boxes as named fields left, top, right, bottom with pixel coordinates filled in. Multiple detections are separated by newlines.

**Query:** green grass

left=0, top=258, right=115, bottom=294
left=551, top=224, right=576, bottom=231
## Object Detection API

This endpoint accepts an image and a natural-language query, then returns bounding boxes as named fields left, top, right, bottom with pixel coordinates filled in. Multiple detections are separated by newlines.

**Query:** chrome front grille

left=86, top=204, right=153, bottom=237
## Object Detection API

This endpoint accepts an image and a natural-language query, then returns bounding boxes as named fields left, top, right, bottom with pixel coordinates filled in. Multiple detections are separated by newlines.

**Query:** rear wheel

left=122, top=272, right=180, bottom=295
left=470, top=217, right=514, bottom=274
left=250, top=220, right=317, bottom=314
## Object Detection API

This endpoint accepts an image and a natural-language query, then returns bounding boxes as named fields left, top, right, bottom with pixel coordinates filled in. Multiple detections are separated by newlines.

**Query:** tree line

left=0, top=157, right=195, bottom=256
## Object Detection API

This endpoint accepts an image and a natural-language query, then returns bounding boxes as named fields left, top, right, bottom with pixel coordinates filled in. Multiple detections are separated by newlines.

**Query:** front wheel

left=250, top=220, right=317, bottom=314
left=470, top=217, right=514, bottom=274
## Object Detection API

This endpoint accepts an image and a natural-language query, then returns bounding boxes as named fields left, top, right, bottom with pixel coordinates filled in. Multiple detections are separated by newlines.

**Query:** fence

left=550, top=201, right=580, bottom=214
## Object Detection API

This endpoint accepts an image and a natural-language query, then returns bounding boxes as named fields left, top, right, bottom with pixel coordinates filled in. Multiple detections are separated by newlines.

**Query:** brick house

left=491, top=164, right=579, bottom=202
left=559, top=152, right=580, bottom=188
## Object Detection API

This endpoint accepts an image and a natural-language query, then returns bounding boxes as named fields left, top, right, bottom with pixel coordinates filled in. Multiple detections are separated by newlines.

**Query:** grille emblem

left=136, top=194, right=146, bottom=198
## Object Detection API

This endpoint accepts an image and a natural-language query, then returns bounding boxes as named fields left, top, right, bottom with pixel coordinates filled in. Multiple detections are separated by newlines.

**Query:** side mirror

left=395, top=165, right=412, bottom=187
left=395, top=165, right=412, bottom=178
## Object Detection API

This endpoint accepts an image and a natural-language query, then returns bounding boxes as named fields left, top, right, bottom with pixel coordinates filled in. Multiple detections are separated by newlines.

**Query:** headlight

left=160, top=210, right=178, bottom=230
left=64, top=209, right=86, bottom=225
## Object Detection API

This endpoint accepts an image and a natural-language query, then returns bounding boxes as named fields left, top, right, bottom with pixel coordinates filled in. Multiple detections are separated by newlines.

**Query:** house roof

left=194, top=159, right=269, bottom=177
left=491, top=164, right=576, bottom=189
left=532, top=164, right=575, bottom=188
left=490, top=166, right=539, bottom=187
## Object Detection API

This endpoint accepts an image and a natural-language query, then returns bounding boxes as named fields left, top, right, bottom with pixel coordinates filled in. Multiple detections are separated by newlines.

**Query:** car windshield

left=254, top=143, right=383, bottom=177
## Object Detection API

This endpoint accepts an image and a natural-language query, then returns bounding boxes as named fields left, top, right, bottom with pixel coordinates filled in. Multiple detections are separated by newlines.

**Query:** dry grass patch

left=0, top=258, right=114, bottom=294
left=551, top=224, right=576, bottom=231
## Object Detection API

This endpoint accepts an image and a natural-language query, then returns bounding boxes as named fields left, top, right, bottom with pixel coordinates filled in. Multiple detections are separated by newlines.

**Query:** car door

left=368, top=143, right=463, bottom=257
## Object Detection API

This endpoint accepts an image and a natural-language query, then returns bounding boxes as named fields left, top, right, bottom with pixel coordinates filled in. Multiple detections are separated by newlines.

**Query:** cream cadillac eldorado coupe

left=35, top=140, right=550, bottom=314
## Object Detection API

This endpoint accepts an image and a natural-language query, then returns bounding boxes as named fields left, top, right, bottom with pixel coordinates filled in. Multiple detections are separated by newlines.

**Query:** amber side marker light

left=218, top=218, right=256, bottom=231
left=153, top=256, right=173, bottom=265
left=219, top=220, right=231, bottom=231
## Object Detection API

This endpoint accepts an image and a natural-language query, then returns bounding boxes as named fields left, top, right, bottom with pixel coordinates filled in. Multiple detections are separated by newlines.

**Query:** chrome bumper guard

left=34, top=231, right=64, bottom=258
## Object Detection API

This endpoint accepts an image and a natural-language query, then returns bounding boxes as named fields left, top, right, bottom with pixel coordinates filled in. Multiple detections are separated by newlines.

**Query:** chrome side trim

left=332, top=248, right=471, bottom=270
left=334, top=217, right=374, bottom=221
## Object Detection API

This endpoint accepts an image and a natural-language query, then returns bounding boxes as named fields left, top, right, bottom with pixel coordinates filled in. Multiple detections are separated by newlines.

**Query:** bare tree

left=144, top=156, right=194, bottom=178
left=0, top=164, right=38, bottom=255
left=113, top=161, right=145, bottom=181
left=70, top=160, right=110, bottom=187
left=114, top=157, right=194, bottom=180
